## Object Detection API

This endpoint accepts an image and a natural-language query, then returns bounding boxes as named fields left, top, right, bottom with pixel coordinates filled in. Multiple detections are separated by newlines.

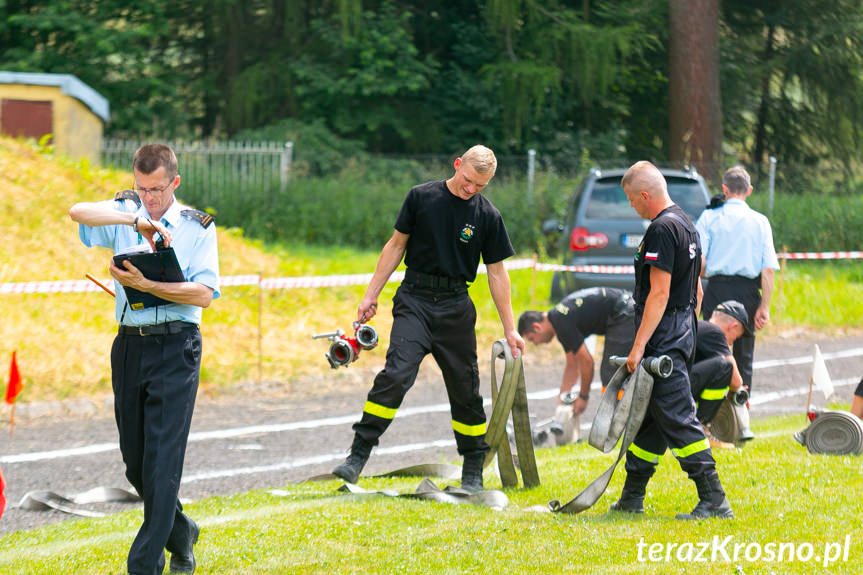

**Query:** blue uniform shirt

left=78, top=196, right=220, bottom=326
left=695, top=198, right=779, bottom=279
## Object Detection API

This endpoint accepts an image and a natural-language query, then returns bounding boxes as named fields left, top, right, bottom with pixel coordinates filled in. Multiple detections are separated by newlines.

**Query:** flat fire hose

left=484, top=339, right=540, bottom=488
left=794, top=410, right=863, bottom=455
left=337, top=478, right=508, bottom=509
left=303, top=340, right=536, bottom=508
left=542, top=357, right=668, bottom=514
left=17, top=486, right=141, bottom=517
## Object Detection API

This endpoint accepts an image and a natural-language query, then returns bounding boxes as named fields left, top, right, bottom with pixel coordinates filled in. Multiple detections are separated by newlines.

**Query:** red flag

left=5, top=351, right=22, bottom=405
left=0, top=464, right=6, bottom=520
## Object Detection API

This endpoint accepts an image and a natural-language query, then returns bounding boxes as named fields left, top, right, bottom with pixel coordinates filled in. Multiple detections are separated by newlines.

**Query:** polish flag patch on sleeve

left=645, top=251, right=658, bottom=260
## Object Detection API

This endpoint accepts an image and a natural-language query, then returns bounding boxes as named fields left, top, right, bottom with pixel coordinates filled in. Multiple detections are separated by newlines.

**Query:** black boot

left=676, top=471, right=734, bottom=520
left=460, top=452, right=485, bottom=493
left=609, top=474, right=649, bottom=514
left=332, top=435, right=373, bottom=484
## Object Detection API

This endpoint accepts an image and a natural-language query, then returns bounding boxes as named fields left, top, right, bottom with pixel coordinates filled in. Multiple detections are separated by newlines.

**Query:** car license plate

left=621, top=234, right=643, bottom=248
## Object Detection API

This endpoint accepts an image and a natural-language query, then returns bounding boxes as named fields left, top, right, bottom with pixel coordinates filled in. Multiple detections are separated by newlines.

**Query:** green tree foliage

left=0, top=0, right=861, bottom=177
left=722, top=0, right=863, bottom=174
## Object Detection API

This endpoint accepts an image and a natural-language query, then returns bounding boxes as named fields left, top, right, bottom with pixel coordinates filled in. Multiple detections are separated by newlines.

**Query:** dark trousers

left=625, top=310, right=716, bottom=481
left=702, top=275, right=760, bottom=391
left=690, top=356, right=733, bottom=424
left=599, top=310, right=637, bottom=386
left=353, top=284, right=488, bottom=455
left=111, top=326, right=201, bottom=575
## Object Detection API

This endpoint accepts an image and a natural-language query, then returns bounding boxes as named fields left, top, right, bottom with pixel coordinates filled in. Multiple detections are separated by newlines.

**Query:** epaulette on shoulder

left=181, top=209, right=215, bottom=228
left=114, top=189, right=142, bottom=208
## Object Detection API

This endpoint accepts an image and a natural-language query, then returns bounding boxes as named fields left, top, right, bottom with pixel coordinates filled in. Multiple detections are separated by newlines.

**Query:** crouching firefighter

left=691, top=301, right=750, bottom=428
left=330, top=145, right=525, bottom=492
left=615, top=161, right=733, bottom=520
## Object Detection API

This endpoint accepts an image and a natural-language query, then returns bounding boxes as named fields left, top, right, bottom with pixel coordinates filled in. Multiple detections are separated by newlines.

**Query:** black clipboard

left=112, top=247, right=185, bottom=310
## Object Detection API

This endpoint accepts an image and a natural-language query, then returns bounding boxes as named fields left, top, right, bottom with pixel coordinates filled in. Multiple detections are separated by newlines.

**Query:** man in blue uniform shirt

left=70, top=144, right=219, bottom=575
left=614, top=161, right=732, bottom=520
left=695, top=166, right=779, bottom=419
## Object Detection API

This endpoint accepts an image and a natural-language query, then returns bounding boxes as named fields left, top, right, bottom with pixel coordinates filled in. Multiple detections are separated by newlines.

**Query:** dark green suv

left=545, top=166, right=711, bottom=300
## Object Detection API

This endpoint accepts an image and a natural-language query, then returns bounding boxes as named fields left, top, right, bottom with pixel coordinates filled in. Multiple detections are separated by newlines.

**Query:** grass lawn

left=2, top=413, right=861, bottom=574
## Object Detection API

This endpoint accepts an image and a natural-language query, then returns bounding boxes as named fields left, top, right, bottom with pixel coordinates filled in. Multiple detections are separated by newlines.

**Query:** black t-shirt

left=394, top=180, right=514, bottom=282
left=633, top=204, right=701, bottom=309
left=694, top=320, right=730, bottom=363
left=548, top=287, right=632, bottom=353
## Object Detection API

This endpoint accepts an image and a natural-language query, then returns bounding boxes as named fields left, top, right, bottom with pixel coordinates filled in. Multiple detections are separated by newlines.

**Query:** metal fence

left=101, top=139, right=293, bottom=209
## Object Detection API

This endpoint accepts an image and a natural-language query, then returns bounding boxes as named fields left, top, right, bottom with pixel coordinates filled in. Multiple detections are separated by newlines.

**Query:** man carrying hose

left=614, top=161, right=733, bottom=520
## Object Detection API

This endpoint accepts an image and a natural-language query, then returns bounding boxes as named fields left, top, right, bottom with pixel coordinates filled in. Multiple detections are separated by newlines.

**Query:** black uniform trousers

left=689, top=356, right=733, bottom=424
left=702, top=275, right=760, bottom=391
left=111, top=325, right=201, bottom=575
left=624, top=310, right=716, bottom=481
left=353, top=283, right=489, bottom=456
left=599, top=300, right=637, bottom=385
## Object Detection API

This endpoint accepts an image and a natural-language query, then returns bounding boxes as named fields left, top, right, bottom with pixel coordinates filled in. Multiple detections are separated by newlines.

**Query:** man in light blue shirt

left=695, top=166, right=779, bottom=423
left=70, top=144, right=219, bottom=575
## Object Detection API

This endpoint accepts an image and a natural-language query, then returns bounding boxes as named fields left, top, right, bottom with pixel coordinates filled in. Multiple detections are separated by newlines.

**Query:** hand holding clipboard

left=111, top=229, right=185, bottom=310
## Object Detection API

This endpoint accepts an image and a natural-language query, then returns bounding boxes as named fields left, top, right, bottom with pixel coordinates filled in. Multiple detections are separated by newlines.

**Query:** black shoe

left=676, top=471, right=734, bottom=520
left=609, top=496, right=644, bottom=514
left=675, top=497, right=734, bottom=520
left=169, top=519, right=199, bottom=574
left=332, top=436, right=373, bottom=484
left=460, top=452, right=485, bottom=493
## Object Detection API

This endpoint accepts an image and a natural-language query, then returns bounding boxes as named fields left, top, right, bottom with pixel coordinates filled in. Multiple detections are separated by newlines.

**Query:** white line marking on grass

left=3, top=351, right=860, bottom=465
left=180, top=439, right=456, bottom=484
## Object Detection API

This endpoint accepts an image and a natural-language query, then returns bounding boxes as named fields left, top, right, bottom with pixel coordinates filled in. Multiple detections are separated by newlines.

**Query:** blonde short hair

left=461, top=145, right=497, bottom=175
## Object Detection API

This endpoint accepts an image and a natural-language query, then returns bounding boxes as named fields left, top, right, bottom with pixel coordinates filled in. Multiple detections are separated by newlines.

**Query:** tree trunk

left=668, top=0, right=722, bottom=177
left=752, top=24, right=776, bottom=168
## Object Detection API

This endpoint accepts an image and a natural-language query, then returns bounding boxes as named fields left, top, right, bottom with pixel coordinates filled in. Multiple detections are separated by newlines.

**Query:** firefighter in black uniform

left=612, top=160, right=733, bottom=520
left=331, top=145, right=525, bottom=492
left=518, top=287, right=635, bottom=416
left=691, top=301, right=749, bottom=425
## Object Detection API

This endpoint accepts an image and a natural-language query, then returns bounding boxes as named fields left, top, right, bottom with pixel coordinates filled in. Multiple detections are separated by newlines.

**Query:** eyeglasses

left=133, top=180, right=173, bottom=197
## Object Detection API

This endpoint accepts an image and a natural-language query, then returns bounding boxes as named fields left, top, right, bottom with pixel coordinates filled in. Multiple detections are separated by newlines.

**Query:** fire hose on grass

left=539, top=354, right=672, bottom=514
left=305, top=340, right=540, bottom=508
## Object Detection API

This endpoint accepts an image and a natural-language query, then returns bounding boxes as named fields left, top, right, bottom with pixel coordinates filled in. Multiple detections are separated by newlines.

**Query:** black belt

left=404, top=269, right=466, bottom=290
left=636, top=304, right=691, bottom=315
left=707, top=274, right=759, bottom=283
left=119, top=320, right=197, bottom=336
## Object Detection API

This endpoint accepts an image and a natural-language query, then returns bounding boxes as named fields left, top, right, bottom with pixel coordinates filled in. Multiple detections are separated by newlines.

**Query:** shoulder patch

left=114, top=189, right=141, bottom=208
left=181, top=209, right=215, bottom=228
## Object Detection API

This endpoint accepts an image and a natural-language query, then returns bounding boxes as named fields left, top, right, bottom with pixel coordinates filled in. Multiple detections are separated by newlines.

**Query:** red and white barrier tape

left=534, top=263, right=635, bottom=274
left=778, top=251, right=863, bottom=260
left=2, top=253, right=857, bottom=295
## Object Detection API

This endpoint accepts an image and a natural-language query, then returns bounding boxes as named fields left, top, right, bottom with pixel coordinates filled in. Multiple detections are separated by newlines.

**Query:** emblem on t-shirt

left=459, top=223, right=476, bottom=243
left=688, top=242, right=697, bottom=259
left=645, top=251, right=658, bottom=261
left=554, top=302, right=569, bottom=315
left=635, top=243, right=644, bottom=260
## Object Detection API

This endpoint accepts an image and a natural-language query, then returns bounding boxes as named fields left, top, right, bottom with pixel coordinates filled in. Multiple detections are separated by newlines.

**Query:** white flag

left=811, top=344, right=835, bottom=400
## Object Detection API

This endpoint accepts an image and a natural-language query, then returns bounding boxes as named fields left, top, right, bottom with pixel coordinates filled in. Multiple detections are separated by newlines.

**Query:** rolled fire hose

left=794, top=410, right=863, bottom=456
left=708, top=396, right=748, bottom=444
left=544, top=356, right=670, bottom=514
